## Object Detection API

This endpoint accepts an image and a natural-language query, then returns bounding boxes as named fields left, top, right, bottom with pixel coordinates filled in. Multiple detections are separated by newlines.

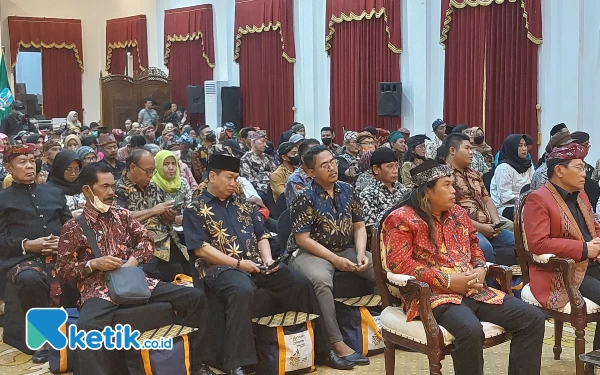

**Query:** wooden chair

left=372, top=201, right=513, bottom=375
left=514, top=190, right=600, bottom=375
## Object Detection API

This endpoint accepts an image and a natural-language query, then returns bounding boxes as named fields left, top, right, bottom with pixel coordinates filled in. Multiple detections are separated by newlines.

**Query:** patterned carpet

left=0, top=320, right=593, bottom=374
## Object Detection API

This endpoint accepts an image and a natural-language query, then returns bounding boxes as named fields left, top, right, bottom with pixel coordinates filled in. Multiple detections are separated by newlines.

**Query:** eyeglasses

left=83, top=156, right=98, bottom=163
left=360, top=141, right=375, bottom=146
left=318, top=158, right=339, bottom=170
left=414, top=144, right=426, bottom=150
left=566, top=164, right=586, bottom=173
left=65, top=167, right=80, bottom=174
left=134, top=164, right=155, bottom=177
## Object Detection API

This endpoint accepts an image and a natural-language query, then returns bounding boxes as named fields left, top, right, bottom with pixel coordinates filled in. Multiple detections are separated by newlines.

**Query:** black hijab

left=497, top=134, right=532, bottom=174
left=26, top=134, right=43, bottom=144
left=48, top=150, right=82, bottom=196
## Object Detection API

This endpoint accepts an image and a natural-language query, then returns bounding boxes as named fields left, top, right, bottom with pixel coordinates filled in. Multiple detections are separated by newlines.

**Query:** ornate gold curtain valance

left=106, top=15, right=148, bottom=72
left=164, top=5, right=215, bottom=69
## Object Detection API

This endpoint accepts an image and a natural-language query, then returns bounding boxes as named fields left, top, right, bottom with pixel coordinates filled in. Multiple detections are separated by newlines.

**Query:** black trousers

left=74, top=282, right=207, bottom=375
left=13, top=269, right=50, bottom=312
left=578, top=274, right=600, bottom=349
left=432, top=295, right=545, bottom=375
left=203, top=264, right=330, bottom=372
left=142, top=240, right=190, bottom=282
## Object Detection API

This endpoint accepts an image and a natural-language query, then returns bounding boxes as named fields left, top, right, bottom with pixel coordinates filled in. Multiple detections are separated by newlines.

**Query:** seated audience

left=79, top=126, right=90, bottom=138
left=47, top=150, right=85, bottom=216
left=531, top=131, right=573, bottom=191
left=183, top=153, right=354, bottom=374
left=523, top=142, right=600, bottom=348
left=490, top=134, right=534, bottom=221
left=452, top=125, right=490, bottom=175
left=354, top=150, right=375, bottom=194
left=117, top=134, right=146, bottom=162
left=98, top=134, right=125, bottom=181
left=0, top=101, right=37, bottom=137
left=77, top=146, right=98, bottom=167
left=270, top=142, right=299, bottom=202
left=284, top=138, right=320, bottom=206
left=382, top=159, right=545, bottom=375
left=401, top=134, right=430, bottom=188
left=152, top=150, right=193, bottom=209
left=388, top=130, right=407, bottom=163
left=64, top=134, right=82, bottom=152
left=142, top=125, right=157, bottom=145
left=238, top=127, right=255, bottom=152
left=0, top=144, right=74, bottom=363
left=291, top=122, right=306, bottom=137
left=470, top=127, right=494, bottom=169
left=26, top=133, right=44, bottom=151
left=116, top=149, right=189, bottom=281
left=192, top=128, right=217, bottom=182
left=240, top=130, right=276, bottom=195
left=445, top=133, right=516, bottom=265
left=570, top=131, right=599, bottom=211
left=537, top=123, right=568, bottom=168
left=288, top=145, right=375, bottom=366
left=425, top=119, right=446, bottom=160
left=340, top=131, right=360, bottom=166
left=57, top=162, right=212, bottom=375
left=359, top=148, right=408, bottom=227
left=321, top=127, right=343, bottom=154
left=399, top=127, right=411, bottom=140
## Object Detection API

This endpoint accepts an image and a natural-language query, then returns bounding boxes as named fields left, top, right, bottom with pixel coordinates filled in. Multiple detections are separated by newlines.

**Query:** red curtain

left=106, top=15, right=148, bottom=74
left=235, top=0, right=295, bottom=137
left=326, top=0, right=401, bottom=137
left=8, top=17, right=84, bottom=72
left=164, top=5, right=215, bottom=127
left=441, top=0, right=542, bottom=159
left=41, top=47, right=83, bottom=119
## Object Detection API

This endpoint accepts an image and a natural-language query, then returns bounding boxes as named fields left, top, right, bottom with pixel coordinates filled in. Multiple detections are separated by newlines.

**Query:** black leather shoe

left=31, top=348, right=49, bottom=364
left=341, top=351, right=370, bottom=366
left=192, top=364, right=218, bottom=375
left=316, top=349, right=355, bottom=370
left=227, top=367, right=246, bottom=375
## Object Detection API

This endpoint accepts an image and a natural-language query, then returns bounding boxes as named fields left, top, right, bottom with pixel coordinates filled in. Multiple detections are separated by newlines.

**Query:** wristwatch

left=84, top=260, right=93, bottom=275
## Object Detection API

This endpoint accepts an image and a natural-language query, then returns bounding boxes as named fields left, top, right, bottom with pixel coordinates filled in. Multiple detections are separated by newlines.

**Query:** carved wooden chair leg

left=553, top=320, right=563, bottom=360
left=384, top=340, right=395, bottom=375
left=427, top=352, right=443, bottom=375
left=575, top=326, right=586, bottom=375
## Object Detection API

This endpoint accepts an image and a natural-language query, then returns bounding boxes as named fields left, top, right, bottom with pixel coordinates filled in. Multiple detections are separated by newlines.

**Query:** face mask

left=84, top=186, right=112, bottom=213
left=289, top=155, right=301, bottom=166
left=322, top=138, right=332, bottom=146
left=474, top=136, right=484, bottom=145
left=91, top=131, right=98, bottom=137
left=206, top=132, right=217, bottom=142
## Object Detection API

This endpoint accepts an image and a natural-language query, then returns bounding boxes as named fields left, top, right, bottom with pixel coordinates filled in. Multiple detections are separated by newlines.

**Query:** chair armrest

left=531, top=254, right=556, bottom=263
left=384, top=273, right=445, bottom=349
left=487, top=264, right=513, bottom=295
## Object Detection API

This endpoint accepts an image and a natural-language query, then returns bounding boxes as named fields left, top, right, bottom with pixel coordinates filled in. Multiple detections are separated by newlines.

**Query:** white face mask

left=84, top=186, right=113, bottom=213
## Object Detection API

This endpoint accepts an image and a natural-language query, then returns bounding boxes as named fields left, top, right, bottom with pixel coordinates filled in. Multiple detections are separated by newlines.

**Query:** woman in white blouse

left=490, top=134, right=534, bottom=221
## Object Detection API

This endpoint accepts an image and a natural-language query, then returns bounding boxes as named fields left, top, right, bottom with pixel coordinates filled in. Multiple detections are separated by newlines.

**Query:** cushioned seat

left=520, top=284, right=600, bottom=314
left=112, top=302, right=179, bottom=334
left=380, top=306, right=505, bottom=346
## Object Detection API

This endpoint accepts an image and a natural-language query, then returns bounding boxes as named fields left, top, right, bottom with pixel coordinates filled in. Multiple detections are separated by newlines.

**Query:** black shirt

left=0, top=114, right=37, bottom=137
left=98, top=158, right=126, bottom=181
left=551, top=182, right=591, bottom=260
left=0, top=182, right=72, bottom=270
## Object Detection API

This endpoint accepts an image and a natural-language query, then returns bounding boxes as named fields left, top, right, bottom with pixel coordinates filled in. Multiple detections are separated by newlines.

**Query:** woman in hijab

left=490, top=134, right=534, bottom=221
left=64, top=134, right=82, bottom=152
left=457, top=127, right=490, bottom=174
left=355, top=149, right=375, bottom=194
left=400, top=134, right=430, bottom=188
left=469, top=127, right=494, bottom=168
left=64, top=111, right=81, bottom=130
left=152, top=150, right=192, bottom=211
left=77, top=146, right=98, bottom=167
left=47, top=150, right=85, bottom=216
left=26, top=133, right=44, bottom=153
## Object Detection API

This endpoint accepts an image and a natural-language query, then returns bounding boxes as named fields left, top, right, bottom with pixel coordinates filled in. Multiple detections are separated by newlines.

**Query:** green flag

left=0, top=50, right=12, bottom=122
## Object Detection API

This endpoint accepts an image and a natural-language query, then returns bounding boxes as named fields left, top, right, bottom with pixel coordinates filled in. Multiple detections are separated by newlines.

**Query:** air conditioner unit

left=204, top=81, right=228, bottom=129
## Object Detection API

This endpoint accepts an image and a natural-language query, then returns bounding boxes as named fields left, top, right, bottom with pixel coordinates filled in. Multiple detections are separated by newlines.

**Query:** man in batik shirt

left=57, top=162, right=212, bottom=375
left=239, top=130, right=276, bottom=195
left=115, top=149, right=188, bottom=281
left=288, top=145, right=375, bottom=366
left=359, top=148, right=408, bottom=227
left=183, top=154, right=354, bottom=374
left=382, top=159, right=545, bottom=375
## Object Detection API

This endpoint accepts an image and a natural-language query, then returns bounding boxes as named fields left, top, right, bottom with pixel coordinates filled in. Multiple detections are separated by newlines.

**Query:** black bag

left=76, top=216, right=151, bottom=305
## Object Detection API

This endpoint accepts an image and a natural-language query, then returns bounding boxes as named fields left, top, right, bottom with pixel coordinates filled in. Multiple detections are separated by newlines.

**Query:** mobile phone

left=259, top=257, right=282, bottom=273
left=493, top=221, right=505, bottom=229
left=172, top=198, right=184, bottom=210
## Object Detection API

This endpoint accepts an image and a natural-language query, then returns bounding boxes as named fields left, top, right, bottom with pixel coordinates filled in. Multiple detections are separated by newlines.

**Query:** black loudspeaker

left=221, top=86, right=241, bottom=129
left=377, top=82, right=402, bottom=117
left=187, top=85, right=205, bottom=114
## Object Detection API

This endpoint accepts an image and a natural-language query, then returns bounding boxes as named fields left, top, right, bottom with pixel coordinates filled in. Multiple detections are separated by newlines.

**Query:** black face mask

left=288, top=155, right=301, bottom=166
left=206, top=133, right=217, bottom=143
left=474, top=136, right=484, bottom=145
left=322, top=137, right=332, bottom=146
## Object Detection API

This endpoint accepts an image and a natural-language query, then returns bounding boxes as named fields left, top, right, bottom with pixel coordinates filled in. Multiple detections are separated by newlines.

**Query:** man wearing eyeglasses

left=115, top=149, right=189, bottom=282
left=287, top=145, right=376, bottom=366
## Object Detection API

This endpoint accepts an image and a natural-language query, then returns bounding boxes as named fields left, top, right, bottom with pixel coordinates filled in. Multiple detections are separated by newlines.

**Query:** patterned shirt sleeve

left=462, top=209, right=487, bottom=268
left=359, top=187, right=376, bottom=227
left=239, top=155, right=256, bottom=185
left=124, top=209, right=155, bottom=264
left=57, top=219, right=88, bottom=284
left=182, top=203, right=211, bottom=252
left=401, top=162, right=414, bottom=188
left=350, top=186, right=365, bottom=223
left=383, top=211, right=451, bottom=290
left=290, top=193, right=315, bottom=234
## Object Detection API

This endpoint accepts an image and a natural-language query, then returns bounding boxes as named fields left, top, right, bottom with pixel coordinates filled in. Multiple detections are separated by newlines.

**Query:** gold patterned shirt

left=183, top=189, right=270, bottom=279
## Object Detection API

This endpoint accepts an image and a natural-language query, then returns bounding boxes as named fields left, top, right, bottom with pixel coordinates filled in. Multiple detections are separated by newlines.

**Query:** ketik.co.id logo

left=26, top=308, right=171, bottom=351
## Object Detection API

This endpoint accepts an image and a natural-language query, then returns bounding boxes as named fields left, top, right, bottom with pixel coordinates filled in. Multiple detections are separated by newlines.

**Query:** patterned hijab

left=152, top=150, right=181, bottom=193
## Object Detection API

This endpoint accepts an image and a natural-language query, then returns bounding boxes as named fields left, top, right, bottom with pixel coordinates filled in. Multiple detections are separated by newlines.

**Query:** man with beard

left=269, top=142, right=300, bottom=202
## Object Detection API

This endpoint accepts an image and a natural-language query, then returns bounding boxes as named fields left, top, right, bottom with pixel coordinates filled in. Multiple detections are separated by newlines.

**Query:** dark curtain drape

left=106, top=15, right=148, bottom=74
left=235, top=0, right=295, bottom=137
left=441, top=0, right=542, bottom=160
left=326, top=0, right=401, bottom=137
left=8, top=16, right=84, bottom=120
left=164, top=5, right=215, bottom=127
left=42, top=47, right=83, bottom=119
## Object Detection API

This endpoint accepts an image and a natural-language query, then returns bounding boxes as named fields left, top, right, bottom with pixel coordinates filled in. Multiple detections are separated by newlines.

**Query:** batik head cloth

left=4, top=143, right=36, bottom=163
left=410, top=159, right=453, bottom=187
